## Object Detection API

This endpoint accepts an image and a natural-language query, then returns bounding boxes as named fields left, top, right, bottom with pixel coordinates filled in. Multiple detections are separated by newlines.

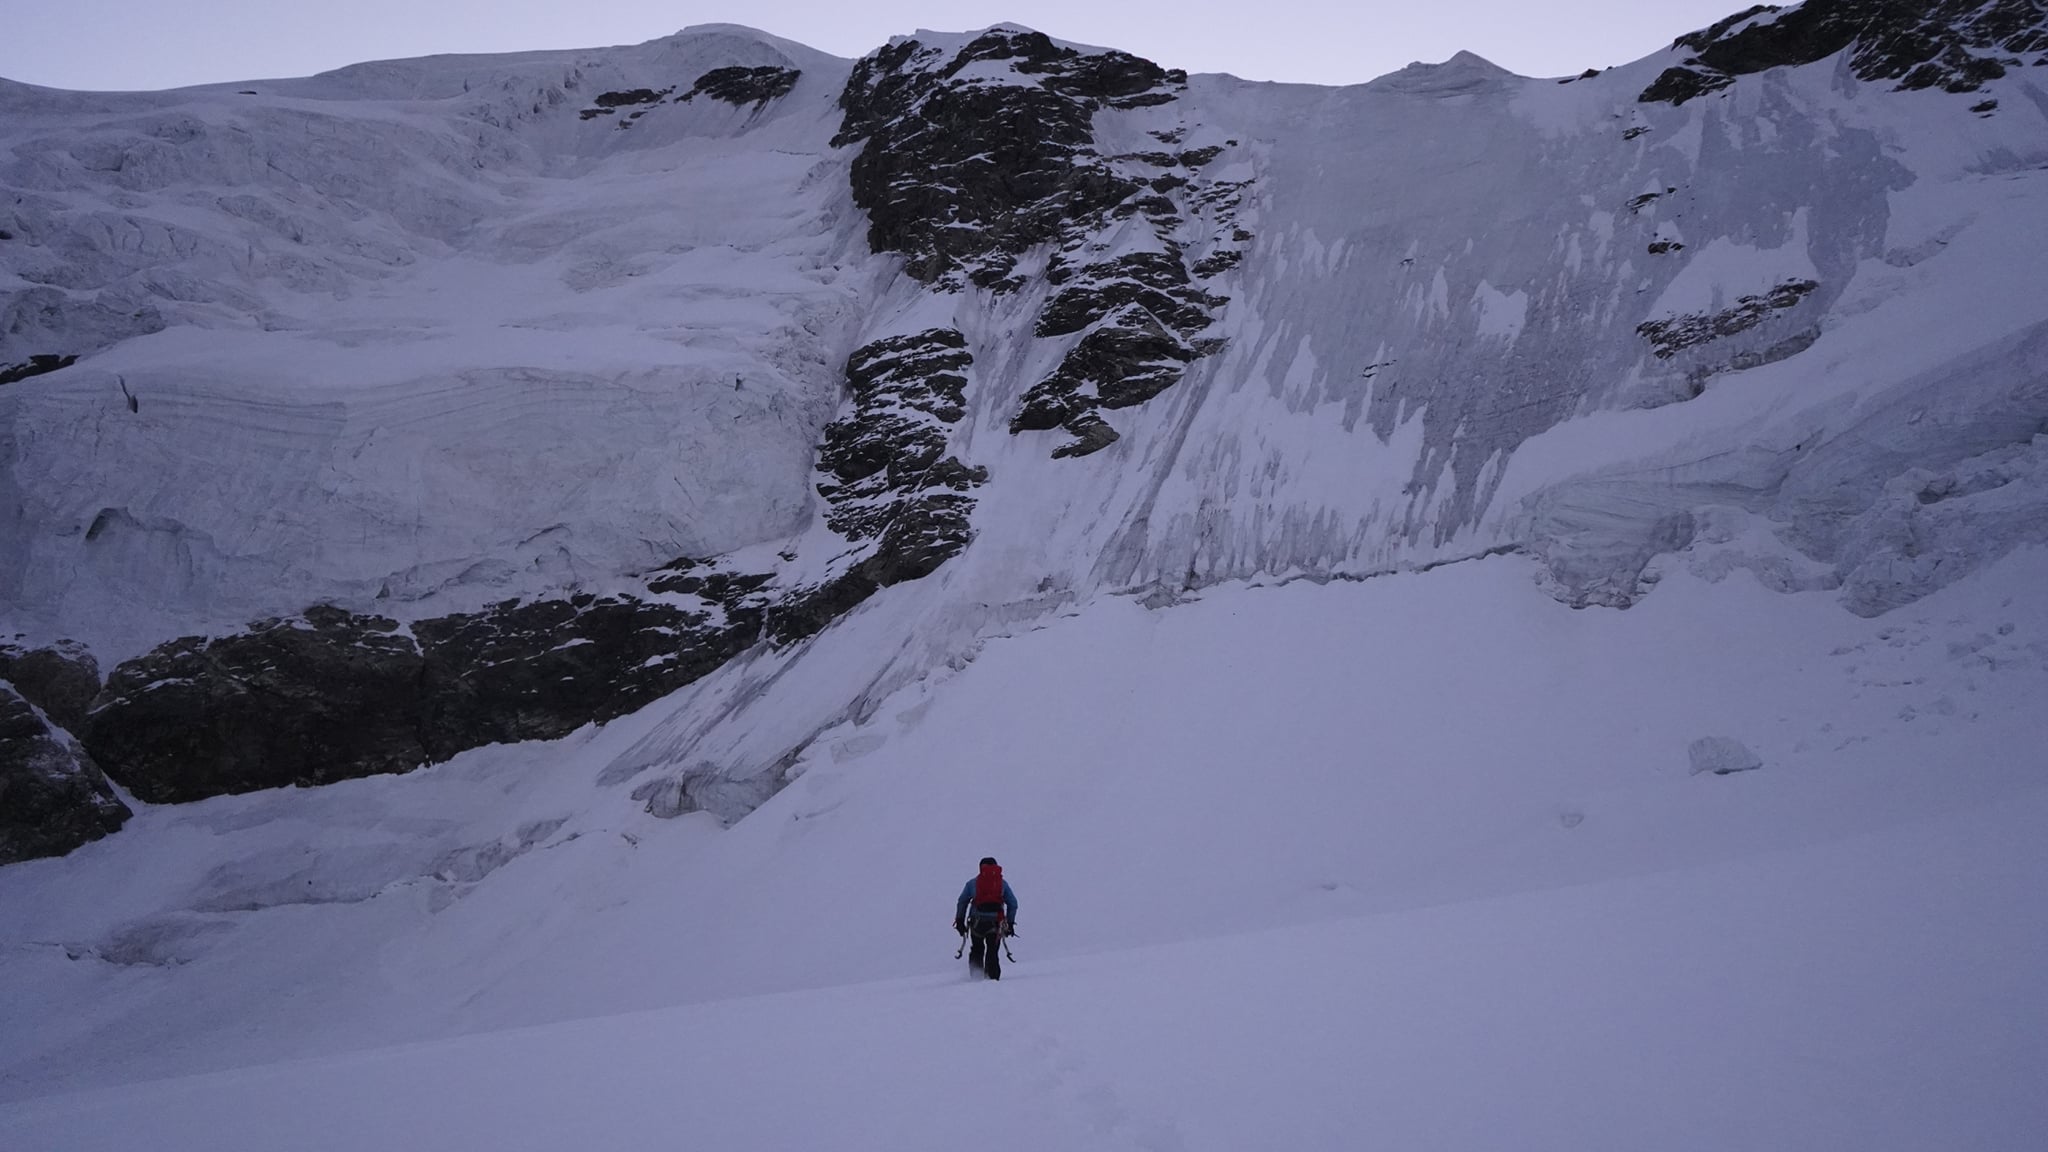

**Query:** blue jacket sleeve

left=1003, top=881, right=1018, bottom=922
left=956, top=880, right=974, bottom=919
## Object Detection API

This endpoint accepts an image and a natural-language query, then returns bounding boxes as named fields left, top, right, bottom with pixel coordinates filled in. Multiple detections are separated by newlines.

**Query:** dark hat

left=980, top=856, right=998, bottom=868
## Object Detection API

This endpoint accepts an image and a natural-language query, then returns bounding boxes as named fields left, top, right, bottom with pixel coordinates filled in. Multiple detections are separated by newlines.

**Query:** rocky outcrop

left=86, top=570, right=774, bottom=803
left=835, top=29, right=1249, bottom=458
left=0, top=639, right=101, bottom=733
left=1013, top=308, right=1205, bottom=456
left=834, top=28, right=1185, bottom=289
left=1011, top=183, right=1244, bottom=456
left=682, top=66, right=801, bottom=107
left=1641, top=0, right=2048, bottom=106
left=581, top=90, right=667, bottom=122
left=0, top=352, right=76, bottom=385
left=0, top=682, right=130, bottom=865
left=86, top=606, right=435, bottom=803
left=579, top=66, right=800, bottom=123
left=772, top=329, right=988, bottom=642
left=1035, top=252, right=1223, bottom=339
left=592, top=87, right=670, bottom=109
left=1637, top=279, right=1820, bottom=360
left=416, top=577, right=767, bottom=752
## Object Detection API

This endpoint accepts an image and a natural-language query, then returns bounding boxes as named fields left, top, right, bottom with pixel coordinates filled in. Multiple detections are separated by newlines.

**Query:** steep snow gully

left=3, top=3, right=2047, bottom=1146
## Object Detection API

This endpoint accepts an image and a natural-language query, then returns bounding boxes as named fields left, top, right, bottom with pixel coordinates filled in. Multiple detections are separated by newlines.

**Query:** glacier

left=2, top=3, right=2046, bottom=1145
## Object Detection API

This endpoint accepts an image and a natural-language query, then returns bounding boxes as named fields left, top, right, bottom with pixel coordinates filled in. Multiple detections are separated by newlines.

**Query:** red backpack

left=973, top=861, right=1005, bottom=909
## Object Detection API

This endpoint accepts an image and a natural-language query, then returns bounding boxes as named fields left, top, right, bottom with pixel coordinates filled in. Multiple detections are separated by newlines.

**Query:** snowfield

left=5, top=7, right=2048, bottom=1147
left=4, top=548, right=2046, bottom=1146
left=7, top=791, right=2045, bottom=1152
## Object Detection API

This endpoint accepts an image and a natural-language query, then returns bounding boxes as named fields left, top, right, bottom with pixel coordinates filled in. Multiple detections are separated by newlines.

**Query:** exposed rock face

left=1014, top=308, right=1204, bottom=456
left=86, top=606, right=435, bottom=803
left=0, top=353, right=76, bottom=385
left=835, top=28, right=1183, bottom=289
left=0, top=639, right=100, bottom=733
left=1641, top=0, right=2048, bottom=105
left=579, top=66, right=800, bottom=122
left=414, top=584, right=766, bottom=754
left=1036, top=251, right=1223, bottom=339
left=773, top=329, right=988, bottom=642
left=682, top=66, right=802, bottom=107
left=592, top=87, right=669, bottom=109
left=0, top=682, right=130, bottom=864
left=1637, top=279, right=1820, bottom=360
left=836, top=29, right=1248, bottom=457
left=87, top=571, right=774, bottom=803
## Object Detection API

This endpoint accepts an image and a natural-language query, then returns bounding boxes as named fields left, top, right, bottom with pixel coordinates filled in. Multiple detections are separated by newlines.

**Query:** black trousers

left=967, top=918, right=1004, bottom=979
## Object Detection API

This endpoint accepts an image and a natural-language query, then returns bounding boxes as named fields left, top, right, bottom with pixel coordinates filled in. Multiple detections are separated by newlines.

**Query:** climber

left=953, top=856, right=1018, bottom=979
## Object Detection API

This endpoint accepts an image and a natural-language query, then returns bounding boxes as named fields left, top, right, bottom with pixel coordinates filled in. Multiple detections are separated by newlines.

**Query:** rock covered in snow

left=1687, top=735, right=1763, bottom=776
left=834, top=27, right=1184, bottom=289
left=834, top=27, right=1245, bottom=456
left=778, top=328, right=989, bottom=642
left=1640, top=0, right=2048, bottom=106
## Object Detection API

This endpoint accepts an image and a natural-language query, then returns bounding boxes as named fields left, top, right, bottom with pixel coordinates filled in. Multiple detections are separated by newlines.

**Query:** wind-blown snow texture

left=2, top=5, right=2047, bottom=1144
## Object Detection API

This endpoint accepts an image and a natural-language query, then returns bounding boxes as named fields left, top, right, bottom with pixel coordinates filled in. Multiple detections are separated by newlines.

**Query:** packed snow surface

left=4, top=548, right=2046, bottom=1145
left=6, top=793, right=2044, bottom=1152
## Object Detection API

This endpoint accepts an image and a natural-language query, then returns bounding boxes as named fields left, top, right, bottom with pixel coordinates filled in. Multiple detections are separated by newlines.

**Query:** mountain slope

left=3, top=11, right=2044, bottom=817
left=1, top=3, right=2046, bottom=1130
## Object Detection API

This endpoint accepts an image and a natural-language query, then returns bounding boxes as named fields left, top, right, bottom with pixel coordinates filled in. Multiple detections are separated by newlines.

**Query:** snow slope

left=6, top=783, right=2044, bottom=1152
left=6, top=16, right=2047, bottom=661
left=591, top=27, right=2048, bottom=868
left=3, top=546, right=2044, bottom=1122
left=3, top=8, right=2048, bottom=1142
left=1, top=28, right=868, bottom=655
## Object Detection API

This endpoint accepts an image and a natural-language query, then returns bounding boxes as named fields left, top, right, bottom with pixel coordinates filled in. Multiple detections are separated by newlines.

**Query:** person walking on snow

left=954, top=856, right=1017, bottom=979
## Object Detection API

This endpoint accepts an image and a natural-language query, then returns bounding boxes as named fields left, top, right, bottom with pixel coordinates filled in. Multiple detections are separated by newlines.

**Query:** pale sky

left=2, top=0, right=1748, bottom=92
